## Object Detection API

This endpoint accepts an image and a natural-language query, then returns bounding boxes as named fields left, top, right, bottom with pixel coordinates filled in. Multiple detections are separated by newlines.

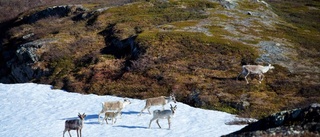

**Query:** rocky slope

left=0, top=0, right=319, bottom=118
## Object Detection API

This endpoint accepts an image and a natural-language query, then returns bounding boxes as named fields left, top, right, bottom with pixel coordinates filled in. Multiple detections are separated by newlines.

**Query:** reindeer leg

left=258, top=74, right=262, bottom=83
left=68, top=130, right=72, bottom=137
left=156, top=119, right=161, bottom=128
left=139, top=107, right=147, bottom=116
left=244, top=72, right=250, bottom=84
left=260, top=74, right=264, bottom=83
left=118, top=110, right=122, bottom=119
left=168, top=117, right=171, bottom=130
left=98, top=110, right=104, bottom=123
left=236, top=73, right=242, bottom=81
left=147, top=108, right=151, bottom=114
left=149, top=118, right=155, bottom=128
left=111, top=118, right=114, bottom=125
left=63, top=129, right=66, bottom=137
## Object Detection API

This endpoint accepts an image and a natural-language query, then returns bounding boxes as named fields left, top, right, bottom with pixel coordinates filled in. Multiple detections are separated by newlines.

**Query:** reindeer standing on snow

left=98, top=99, right=131, bottom=123
left=237, top=64, right=275, bottom=84
left=149, top=104, right=177, bottom=129
left=63, top=113, right=86, bottom=137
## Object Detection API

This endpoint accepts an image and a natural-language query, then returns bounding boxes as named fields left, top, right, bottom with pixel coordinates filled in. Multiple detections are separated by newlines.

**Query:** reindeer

left=104, top=111, right=121, bottom=125
left=63, top=113, right=86, bottom=137
left=237, top=64, right=275, bottom=84
left=98, top=99, right=131, bottom=123
left=149, top=104, right=177, bottom=129
left=139, top=94, right=176, bottom=115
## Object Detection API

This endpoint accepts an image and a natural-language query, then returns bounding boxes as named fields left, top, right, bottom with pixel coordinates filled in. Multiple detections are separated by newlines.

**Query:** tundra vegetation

left=0, top=0, right=319, bottom=119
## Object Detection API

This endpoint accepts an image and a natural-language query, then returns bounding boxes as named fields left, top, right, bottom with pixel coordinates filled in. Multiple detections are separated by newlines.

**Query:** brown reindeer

left=98, top=99, right=131, bottom=123
left=104, top=111, right=121, bottom=125
left=63, top=113, right=86, bottom=137
left=139, top=94, right=176, bottom=115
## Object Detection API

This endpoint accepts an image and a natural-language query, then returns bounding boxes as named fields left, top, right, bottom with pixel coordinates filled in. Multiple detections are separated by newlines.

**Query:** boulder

left=16, top=39, right=56, bottom=63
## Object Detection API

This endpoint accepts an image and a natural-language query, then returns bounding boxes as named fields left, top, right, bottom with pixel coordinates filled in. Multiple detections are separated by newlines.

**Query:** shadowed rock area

left=224, top=103, right=320, bottom=136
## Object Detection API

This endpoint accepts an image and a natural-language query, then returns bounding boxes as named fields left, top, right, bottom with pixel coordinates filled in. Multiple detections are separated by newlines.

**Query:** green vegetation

left=266, top=0, right=320, bottom=53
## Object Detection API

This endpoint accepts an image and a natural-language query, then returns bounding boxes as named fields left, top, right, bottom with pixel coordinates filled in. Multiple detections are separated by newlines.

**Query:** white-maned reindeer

left=237, top=64, right=275, bottom=84
left=63, top=113, right=86, bottom=137
left=149, top=104, right=177, bottom=129
left=104, top=111, right=121, bottom=125
left=98, top=99, right=131, bottom=123
left=139, top=93, right=176, bottom=115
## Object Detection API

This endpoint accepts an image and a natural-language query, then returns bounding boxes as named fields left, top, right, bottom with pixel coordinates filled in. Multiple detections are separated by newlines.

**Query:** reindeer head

left=78, top=113, right=86, bottom=120
left=170, top=93, right=177, bottom=103
left=124, top=98, right=131, bottom=104
left=268, top=64, right=275, bottom=70
left=170, top=104, right=177, bottom=114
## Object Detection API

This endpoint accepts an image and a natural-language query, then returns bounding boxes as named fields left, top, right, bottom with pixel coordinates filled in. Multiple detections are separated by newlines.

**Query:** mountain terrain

left=0, top=0, right=319, bottom=120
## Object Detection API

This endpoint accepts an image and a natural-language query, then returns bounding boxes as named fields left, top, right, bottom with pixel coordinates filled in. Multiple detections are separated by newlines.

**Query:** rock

left=16, top=39, right=56, bottom=63
left=17, top=5, right=87, bottom=24
left=223, top=103, right=320, bottom=136
left=5, top=39, right=56, bottom=83
left=22, top=33, right=34, bottom=40
left=219, top=0, right=237, bottom=9
left=187, top=89, right=203, bottom=107
left=254, top=41, right=297, bottom=72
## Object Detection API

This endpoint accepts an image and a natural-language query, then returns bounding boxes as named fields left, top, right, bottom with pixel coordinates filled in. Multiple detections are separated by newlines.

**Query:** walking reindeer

left=149, top=104, right=177, bottom=129
left=237, top=64, right=275, bottom=84
left=139, top=94, right=176, bottom=115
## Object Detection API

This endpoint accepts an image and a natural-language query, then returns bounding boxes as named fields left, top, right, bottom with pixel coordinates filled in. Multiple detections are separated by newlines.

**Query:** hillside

left=0, top=0, right=319, bottom=119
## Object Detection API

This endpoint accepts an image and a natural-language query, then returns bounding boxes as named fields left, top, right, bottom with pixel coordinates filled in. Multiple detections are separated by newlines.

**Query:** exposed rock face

left=2, top=39, right=56, bottom=83
left=224, top=103, right=320, bottom=136
left=255, top=41, right=298, bottom=73
left=219, top=0, right=237, bottom=9
left=16, top=39, right=56, bottom=63
left=209, top=0, right=237, bottom=9
left=1, top=5, right=88, bottom=83
left=17, top=5, right=87, bottom=24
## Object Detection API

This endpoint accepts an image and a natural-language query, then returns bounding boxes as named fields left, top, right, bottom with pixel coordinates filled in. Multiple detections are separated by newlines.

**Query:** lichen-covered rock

left=16, top=39, right=56, bottom=63
left=217, top=0, right=237, bottom=9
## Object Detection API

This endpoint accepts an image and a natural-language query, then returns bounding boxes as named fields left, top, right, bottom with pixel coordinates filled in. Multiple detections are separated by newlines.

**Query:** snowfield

left=0, top=83, right=246, bottom=137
